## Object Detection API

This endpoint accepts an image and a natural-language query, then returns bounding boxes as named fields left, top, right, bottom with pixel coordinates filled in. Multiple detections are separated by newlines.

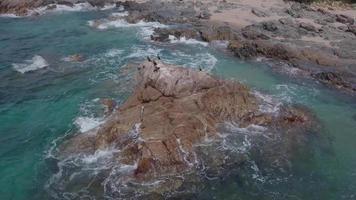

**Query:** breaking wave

left=12, top=55, right=49, bottom=73
left=74, top=116, right=104, bottom=133
left=168, top=35, right=208, bottom=46
left=88, top=12, right=167, bottom=39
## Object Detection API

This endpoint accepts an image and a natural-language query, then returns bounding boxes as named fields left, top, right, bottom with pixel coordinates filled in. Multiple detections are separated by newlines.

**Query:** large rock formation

left=56, top=61, right=318, bottom=198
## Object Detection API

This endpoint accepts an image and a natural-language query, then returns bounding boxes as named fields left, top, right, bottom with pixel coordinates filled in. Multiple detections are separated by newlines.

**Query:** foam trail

left=88, top=19, right=166, bottom=30
left=0, top=13, right=22, bottom=18
left=12, top=55, right=49, bottom=73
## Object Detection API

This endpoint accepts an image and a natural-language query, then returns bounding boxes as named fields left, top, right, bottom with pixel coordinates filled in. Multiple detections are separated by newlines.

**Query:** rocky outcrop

left=59, top=61, right=318, bottom=198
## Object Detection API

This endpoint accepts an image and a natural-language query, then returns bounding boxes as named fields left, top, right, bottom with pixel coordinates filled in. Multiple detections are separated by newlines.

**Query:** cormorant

left=147, top=56, right=152, bottom=62
left=154, top=66, right=160, bottom=72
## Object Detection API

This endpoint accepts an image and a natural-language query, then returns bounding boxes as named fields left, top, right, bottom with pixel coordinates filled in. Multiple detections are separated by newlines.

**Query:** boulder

left=299, top=22, right=318, bottom=32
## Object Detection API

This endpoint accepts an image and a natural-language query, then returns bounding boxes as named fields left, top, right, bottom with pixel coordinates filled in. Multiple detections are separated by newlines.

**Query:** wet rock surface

left=55, top=61, right=319, bottom=199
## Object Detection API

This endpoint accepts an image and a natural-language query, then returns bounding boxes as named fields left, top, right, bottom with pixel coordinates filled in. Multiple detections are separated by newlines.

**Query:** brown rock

left=67, top=54, right=85, bottom=62
left=60, top=61, right=317, bottom=194
left=100, top=98, right=117, bottom=115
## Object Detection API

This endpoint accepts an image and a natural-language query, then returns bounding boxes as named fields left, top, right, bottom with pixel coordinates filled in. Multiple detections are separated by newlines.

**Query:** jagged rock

left=60, top=61, right=317, bottom=194
left=251, top=8, right=269, bottom=17
left=336, top=14, right=355, bottom=25
left=311, top=71, right=354, bottom=91
left=100, top=98, right=117, bottom=115
left=262, top=21, right=279, bottom=32
left=57, top=1, right=74, bottom=7
left=347, top=25, right=356, bottom=35
left=299, top=22, right=318, bottom=32
left=199, top=24, right=238, bottom=41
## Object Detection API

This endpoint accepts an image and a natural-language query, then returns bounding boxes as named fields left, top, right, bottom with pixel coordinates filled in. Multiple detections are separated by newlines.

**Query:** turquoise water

left=1, top=9, right=356, bottom=200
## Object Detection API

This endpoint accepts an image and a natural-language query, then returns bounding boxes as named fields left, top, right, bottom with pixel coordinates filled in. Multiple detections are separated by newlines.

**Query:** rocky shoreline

left=118, top=0, right=356, bottom=93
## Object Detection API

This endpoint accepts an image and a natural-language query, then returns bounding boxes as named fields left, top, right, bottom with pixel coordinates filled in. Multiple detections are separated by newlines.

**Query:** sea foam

left=168, top=35, right=208, bottom=46
left=12, top=55, right=49, bottom=73
left=74, top=116, right=104, bottom=133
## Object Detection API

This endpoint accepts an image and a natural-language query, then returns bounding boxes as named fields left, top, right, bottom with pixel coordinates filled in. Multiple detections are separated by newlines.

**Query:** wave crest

left=12, top=55, right=49, bottom=73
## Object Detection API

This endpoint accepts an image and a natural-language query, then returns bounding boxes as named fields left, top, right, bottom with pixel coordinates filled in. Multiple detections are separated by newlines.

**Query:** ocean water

left=1, top=8, right=356, bottom=200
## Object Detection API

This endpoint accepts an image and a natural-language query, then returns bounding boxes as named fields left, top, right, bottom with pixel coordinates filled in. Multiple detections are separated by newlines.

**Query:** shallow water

left=0, top=9, right=356, bottom=200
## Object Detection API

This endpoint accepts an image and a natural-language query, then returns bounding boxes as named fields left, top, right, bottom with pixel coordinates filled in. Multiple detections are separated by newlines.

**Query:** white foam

left=111, top=11, right=129, bottom=17
left=105, top=49, right=124, bottom=58
left=0, top=13, right=22, bottom=18
left=224, top=122, right=267, bottom=135
left=168, top=35, right=208, bottom=47
left=176, top=138, right=194, bottom=167
left=100, top=4, right=117, bottom=11
left=125, top=46, right=162, bottom=59
left=32, top=2, right=96, bottom=15
left=89, top=18, right=166, bottom=30
left=81, top=148, right=119, bottom=164
left=12, top=55, right=49, bottom=73
left=74, top=116, right=104, bottom=133
left=253, top=91, right=282, bottom=114
left=88, top=17, right=167, bottom=39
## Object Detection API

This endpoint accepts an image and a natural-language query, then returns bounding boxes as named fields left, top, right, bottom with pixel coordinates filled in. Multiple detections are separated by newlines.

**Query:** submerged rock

left=57, top=61, right=319, bottom=198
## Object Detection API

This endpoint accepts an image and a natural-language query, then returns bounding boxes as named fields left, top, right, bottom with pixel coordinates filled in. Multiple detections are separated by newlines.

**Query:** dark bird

left=154, top=66, right=160, bottom=72
left=147, top=56, right=151, bottom=62
left=199, top=66, right=202, bottom=71
left=153, top=60, right=158, bottom=66
left=157, top=54, right=161, bottom=60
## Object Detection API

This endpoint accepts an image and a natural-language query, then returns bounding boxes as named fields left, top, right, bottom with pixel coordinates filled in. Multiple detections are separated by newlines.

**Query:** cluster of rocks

left=58, top=61, right=319, bottom=198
